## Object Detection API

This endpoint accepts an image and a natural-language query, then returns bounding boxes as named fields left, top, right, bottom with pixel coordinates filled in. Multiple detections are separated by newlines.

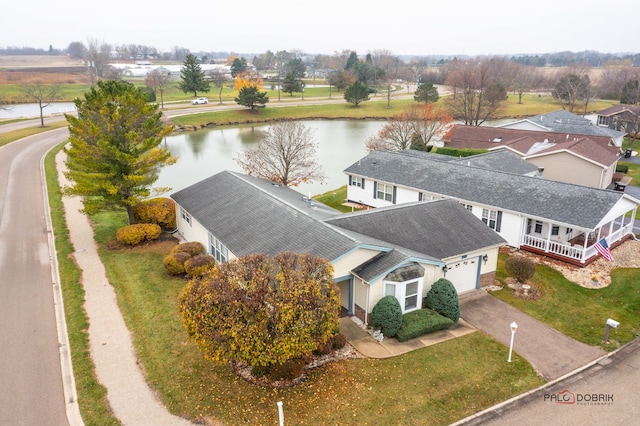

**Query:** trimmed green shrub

left=184, top=254, right=216, bottom=278
left=505, top=255, right=536, bottom=282
left=170, top=241, right=205, bottom=257
left=424, top=278, right=460, bottom=323
left=115, top=223, right=162, bottom=246
left=133, top=197, right=177, bottom=230
left=396, top=309, right=454, bottom=342
left=370, top=295, right=403, bottom=337
left=163, top=251, right=191, bottom=275
left=616, top=164, right=629, bottom=173
left=432, top=147, right=487, bottom=157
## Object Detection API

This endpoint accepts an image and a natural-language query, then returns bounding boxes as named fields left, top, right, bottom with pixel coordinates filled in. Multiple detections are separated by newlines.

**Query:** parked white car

left=191, top=97, right=208, bottom=105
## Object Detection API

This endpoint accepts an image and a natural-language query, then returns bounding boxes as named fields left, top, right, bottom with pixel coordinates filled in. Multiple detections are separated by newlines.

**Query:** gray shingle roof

left=351, top=250, right=411, bottom=282
left=171, top=171, right=358, bottom=260
left=344, top=150, right=625, bottom=229
left=172, top=171, right=504, bottom=267
left=446, top=150, right=540, bottom=175
left=327, top=199, right=506, bottom=259
left=516, top=110, right=625, bottom=139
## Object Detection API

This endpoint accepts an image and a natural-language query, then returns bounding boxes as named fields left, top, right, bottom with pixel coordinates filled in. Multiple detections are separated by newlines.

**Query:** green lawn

left=87, top=209, right=543, bottom=425
left=44, top=146, right=119, bottom=425
left=492, top=253, right=640, bottom=349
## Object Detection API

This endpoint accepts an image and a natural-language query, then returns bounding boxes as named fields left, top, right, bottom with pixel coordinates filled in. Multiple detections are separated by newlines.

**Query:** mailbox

left=606, top=318, right=620, bottom=329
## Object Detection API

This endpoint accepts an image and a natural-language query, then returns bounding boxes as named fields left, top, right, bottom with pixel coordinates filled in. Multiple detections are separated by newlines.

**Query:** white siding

left=174, top=203, right=237, bottom=260
left=332, top=248, right=380, bottom=277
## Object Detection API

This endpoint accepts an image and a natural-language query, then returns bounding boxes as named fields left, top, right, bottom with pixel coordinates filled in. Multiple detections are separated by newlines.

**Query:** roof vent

left=493, top=137, right=502, bottom=143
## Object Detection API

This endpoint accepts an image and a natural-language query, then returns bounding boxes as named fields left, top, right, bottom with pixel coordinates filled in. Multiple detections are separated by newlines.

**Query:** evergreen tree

left=64, top=80, right=173, bottom=225
left=178, top=54, right=210, bottom=96
left=235, top=85, right=269, bottom=110
left=230, top=57, right=248, bottom=78
left=414, top=82, right=440, bottom=103
left=344, top=80, right=370, bottom=106
left=285, top=58, right=306, bottom=79
left=281, top=71, right=303, bottom=96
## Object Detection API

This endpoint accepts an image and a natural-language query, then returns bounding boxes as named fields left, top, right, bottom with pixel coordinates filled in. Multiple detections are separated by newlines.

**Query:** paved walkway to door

left=459, top=291, right=606, bottom=381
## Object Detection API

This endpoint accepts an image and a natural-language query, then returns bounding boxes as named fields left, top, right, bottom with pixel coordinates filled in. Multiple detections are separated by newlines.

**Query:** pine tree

left=234, top=86, right=269, bottom=110
left=64, top=80, right=174, bottom=224
left=178, top=54, right=210, bottom=96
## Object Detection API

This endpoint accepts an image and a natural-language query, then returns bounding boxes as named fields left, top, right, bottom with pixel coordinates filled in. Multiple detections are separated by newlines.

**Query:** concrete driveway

left=459, top=291, right=606, bottom=381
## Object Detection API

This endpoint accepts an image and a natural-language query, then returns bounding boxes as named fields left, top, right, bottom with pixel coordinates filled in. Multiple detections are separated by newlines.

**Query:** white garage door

left=444, top=259, right=479, bottom=293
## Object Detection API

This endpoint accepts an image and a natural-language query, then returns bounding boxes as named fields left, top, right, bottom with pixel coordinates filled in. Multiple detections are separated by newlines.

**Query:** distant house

left=171, top=171, right=505, bottom=324
left=345, top=150, right=639, bottom=266
left=595, top=105, right=640, bottom=137
left=498, top=110, right=626, bottom=147
left=444, top=124, right=621, bottom=189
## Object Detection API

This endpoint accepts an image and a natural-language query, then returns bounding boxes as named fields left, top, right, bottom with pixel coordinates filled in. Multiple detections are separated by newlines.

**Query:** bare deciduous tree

left=236, top=121, right=325, bottom=187
left=366, top=104, right=453, bottom=152
left=145, top=68, right=172, bottom=109
left=85, top=38, right=112, bottom=84
left=208, top=69, right=228, bottom=104
left=444, top=58, right=508, bottom=126
left=21, top=83, right=60, bottom=127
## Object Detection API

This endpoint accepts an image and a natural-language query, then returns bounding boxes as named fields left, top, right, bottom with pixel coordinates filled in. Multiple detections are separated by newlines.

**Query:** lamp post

left=508, top=321, right=518, bottom=362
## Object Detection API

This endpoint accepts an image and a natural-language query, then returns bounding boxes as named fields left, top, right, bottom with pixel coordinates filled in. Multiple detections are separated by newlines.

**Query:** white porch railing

left=522, top=234, right=584, bottom=261
left=522, top=221, right=634, bottom=263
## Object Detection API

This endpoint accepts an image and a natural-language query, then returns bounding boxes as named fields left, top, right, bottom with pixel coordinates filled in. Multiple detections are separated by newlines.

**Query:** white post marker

left=508, top=321, right=518, bottom=362
left=277, top=401, right=284, bottom=426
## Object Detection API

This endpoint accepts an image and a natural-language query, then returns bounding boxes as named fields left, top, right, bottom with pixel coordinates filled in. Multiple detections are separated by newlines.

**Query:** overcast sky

left=4, top=0, right=638, bottom=57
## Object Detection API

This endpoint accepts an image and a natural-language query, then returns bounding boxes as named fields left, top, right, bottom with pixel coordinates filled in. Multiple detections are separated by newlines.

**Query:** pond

left=154, top=120, right=387, bottom=197
left=0, top=102, right=76, bottom=119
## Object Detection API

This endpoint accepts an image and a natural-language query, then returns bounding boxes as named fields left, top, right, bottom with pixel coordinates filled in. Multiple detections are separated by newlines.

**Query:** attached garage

left=443, top=256, right=481, bottom=293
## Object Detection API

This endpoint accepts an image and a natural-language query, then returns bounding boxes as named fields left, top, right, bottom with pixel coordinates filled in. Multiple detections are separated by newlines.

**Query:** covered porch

left=520, top=200, right=637, bottom=265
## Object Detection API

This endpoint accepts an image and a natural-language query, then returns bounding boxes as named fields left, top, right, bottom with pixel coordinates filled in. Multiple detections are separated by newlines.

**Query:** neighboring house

left=171, top=171, right=505, bottom=324
left=444, top=124, right=620, bottom=189
left=498, top=109, right=626, bottom=147
left=595, top=105, right=640, bottom=137
left=345, top=150, right=640, bottom=266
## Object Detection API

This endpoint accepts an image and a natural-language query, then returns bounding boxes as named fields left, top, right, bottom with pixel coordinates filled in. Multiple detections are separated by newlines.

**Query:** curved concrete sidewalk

left=340, top=316, right=476, bottom=358
left=459, top=291, right=606, bottom=381
left=56, top=152, right=193, bottom=425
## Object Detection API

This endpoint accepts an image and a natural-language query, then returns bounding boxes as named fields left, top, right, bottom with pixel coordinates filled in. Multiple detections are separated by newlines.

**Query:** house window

left=350, top=176, right=364, bottom=188
left=551, top=225, right=560, bottom=236
left=208, top=233, right=228, bottom=263
left=460, top=203, right=473, bottom=212
left=382, top=278, right=423, bottom=314
left=534, top=220, right=543, bottom=234
left=597, top=115, right=608, bottom=126
left=526, top=218, right=532, bottom=234
left=404, top=281, right=419, bottom=311
left=482, top=209, right=498, bottom=230
left=180, top=208, right=191, bottom=226
left=376, top=183, right=394, bottom=202
left=566, top=227, right=573, bottom=234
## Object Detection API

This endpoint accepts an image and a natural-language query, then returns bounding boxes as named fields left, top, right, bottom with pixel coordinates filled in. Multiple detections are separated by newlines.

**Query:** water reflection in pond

left=154, top=120, right=386, bottom=197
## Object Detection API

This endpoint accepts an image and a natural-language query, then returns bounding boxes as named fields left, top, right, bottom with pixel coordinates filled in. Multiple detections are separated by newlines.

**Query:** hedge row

left=396, top=309, right=454, bottom=342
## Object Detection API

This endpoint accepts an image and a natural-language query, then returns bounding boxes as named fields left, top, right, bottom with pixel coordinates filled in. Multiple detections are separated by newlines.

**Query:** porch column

left=545, top=223, right=552, bottom=252
left=582, top=232, right=588, bottom=263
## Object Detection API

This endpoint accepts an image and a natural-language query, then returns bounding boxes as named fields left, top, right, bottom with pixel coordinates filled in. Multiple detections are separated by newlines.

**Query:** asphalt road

left=0, top=128, right=70, bottom=425
left=458, top=338, right=640, bottom=425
